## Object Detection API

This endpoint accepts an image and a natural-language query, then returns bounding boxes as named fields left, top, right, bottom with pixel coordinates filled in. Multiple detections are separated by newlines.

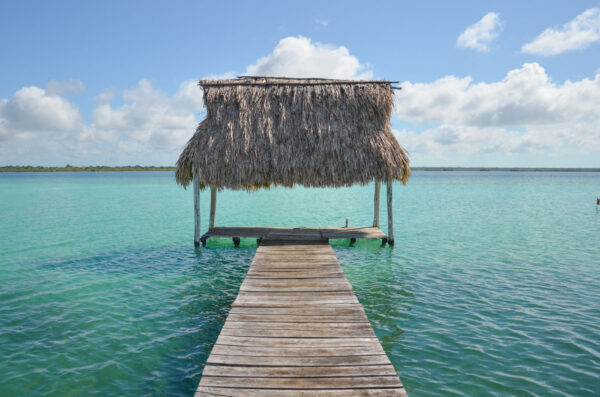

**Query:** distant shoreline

left=0, top=166, right=175, bottom=172
left=1, top=166, right=599, bottom=173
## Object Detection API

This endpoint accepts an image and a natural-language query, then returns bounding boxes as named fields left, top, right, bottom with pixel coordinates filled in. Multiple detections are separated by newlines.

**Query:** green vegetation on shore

left=1, top=165, right=599, bottom=173
left=0, top=165, right=175, bottom=172
left=411, top=167, right=600, bottom=172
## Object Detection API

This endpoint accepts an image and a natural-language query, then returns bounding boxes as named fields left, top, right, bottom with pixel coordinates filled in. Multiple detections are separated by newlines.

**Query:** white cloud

left=0, top=79, right=203, bottom=165
left=94, top=89, right=115, bottom=105
left=522, top=8, right=600, bottom=56
left=0, top=86, right=82, bottom=140
left=92, top=79, right=201, bottom=151
left=3, top=36, right=599, bottom=167
left=393, top=63, right=600, bottom=157
left=457, top=12, right=502, bottom=52
left=394, top=124, right=584, bottom=157
left=245, top=36, right=373, bottom=79
left=1, top=36, right=378, bottom=165
left=395, top=63, right=600, bottom=127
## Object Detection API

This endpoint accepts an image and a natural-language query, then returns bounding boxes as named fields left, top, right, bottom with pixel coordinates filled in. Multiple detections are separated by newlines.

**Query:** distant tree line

left=0, top=165, right=176, bottom=172
left=1, top=166, right=598, bottom=173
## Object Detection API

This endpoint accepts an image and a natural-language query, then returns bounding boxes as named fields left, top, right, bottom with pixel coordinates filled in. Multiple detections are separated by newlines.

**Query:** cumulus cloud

left=393, top=63, right=600, bottom=157
left=0, top=86, right=82, bottom=140
left=94, top=89, right=115, bottom=105
left=0, top=79, right=204, bottom=164
left=3, top=36, right=599, bottom=166
left=395, top=63, right=600, bottom=127
left=92, top=79, right=202, bottom=151
left=522, top=8, right=600, bottom=56
left=1, top=35, right=375, bottom=164
left=245, top=36, right=373, bottom=79
left=457, top=12, right=502, bottom=52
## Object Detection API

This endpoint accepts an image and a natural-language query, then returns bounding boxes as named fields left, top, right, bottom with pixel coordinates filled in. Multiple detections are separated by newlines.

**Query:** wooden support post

left=233, top=237, right=241, bottom=247
left=386, top=180, right=394, bottom=246
left=373, top=180, right=381, bottom=227
left=209, top=187, right=217, bottom=230
left=193, top=167, right=201, bottom=247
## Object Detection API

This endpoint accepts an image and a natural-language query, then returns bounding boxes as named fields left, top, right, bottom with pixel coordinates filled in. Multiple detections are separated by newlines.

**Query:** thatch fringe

left=176, top=77, right=410, bottom=190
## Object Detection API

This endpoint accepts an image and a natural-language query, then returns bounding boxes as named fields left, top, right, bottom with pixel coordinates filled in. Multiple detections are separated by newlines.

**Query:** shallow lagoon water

left=1, top=171, right=599, bottom=396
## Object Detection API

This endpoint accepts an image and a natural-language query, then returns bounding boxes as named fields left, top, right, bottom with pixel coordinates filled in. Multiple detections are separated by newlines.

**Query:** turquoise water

left=1, top=171, right=599, bottom=396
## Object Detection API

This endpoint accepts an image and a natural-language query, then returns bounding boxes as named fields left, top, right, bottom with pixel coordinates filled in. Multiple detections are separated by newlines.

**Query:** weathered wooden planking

left=199, top=375, right=402, bottom=388
left=226, top=314, right=369, bottom=323
left=208, top=345, right=385, bottom=356
left=202, top=226, right=387, bottom=241
left=214, top=336, right=380, bottom=347
left=202, top=364, right=398, bottom=377
left=206, top=354, right=391, bottom=366
left=196, top=387, right=407, bottom=397
left=195, top=241, right=406, bottom=397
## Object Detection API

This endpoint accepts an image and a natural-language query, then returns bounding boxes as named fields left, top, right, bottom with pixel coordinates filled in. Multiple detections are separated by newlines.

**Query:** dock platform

left=195, top=237, right=406, bottom=396
left=200, top=226, right=388, bottom=245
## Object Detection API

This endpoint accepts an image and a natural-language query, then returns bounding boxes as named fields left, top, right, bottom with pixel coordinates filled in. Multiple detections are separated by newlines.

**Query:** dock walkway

left=195, top=237, right=406, bottom=396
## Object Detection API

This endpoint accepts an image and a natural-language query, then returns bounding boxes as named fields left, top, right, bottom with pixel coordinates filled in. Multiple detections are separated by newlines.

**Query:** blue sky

left=1, top=0, right=599, bottom=166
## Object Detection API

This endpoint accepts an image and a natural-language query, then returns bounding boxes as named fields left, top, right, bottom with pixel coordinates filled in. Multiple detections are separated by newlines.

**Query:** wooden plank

left=232, top=296, right=359, bottom=306
left=248, top=263, right=342, bottom=269
left=249, top=263, right=341, bottom=270
left=241, top=279, right=350, bottom=286
left=252, top=254, right=337, bottom=260
left=226, top=314, right=368, bottom=323
left=246, top=269, right=346, bottom=280
left=235, top=290, right=356, bottom=297
left=240, top=283, right=353, bottom=292
left=223, top=321, right=373, bottom=331
left=227, top=306, right=367, bottom=316
left=219, top=327, right=375, bottom=338
left=214, top=336, right=380, bottom=347
left=206, top=353, right=391, bottom=366
left=199, top=375, right=402, bottom=388
left=203, top=226, right=388, bottom=240
left=202, top=364, right=398, bottom=377
left=209, top=345, right=385, bottom=357
left=196, top=239, right=404, bottom=396
left=195, top=387, right=407, bottom=397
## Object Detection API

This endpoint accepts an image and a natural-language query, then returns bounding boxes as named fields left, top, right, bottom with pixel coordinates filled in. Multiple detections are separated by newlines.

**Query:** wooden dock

left=195, top=237, right=406, bottom=396
left=200, top=227, right=388, bottom=246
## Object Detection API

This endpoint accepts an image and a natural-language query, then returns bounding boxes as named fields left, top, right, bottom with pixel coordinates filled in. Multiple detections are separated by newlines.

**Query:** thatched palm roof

left=176, top=77, right=410, bottom=189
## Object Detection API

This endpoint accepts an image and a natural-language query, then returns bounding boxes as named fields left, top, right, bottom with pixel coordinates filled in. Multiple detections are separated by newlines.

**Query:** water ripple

left=1, top=171, right=599, bottom=396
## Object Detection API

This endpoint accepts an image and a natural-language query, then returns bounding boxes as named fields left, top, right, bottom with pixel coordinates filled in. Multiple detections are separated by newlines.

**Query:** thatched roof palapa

left=176, top=77, right=410, bottom=190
